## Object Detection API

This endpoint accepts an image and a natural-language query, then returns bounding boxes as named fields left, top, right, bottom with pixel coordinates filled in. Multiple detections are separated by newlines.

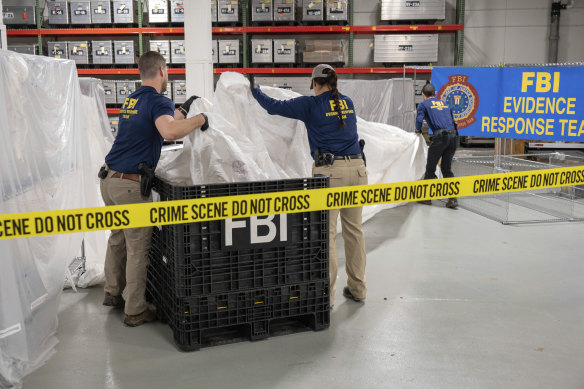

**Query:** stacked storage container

left=373, top=34, right=438, bottom=64
left=147, top=177, right=331, bottom=350
left=380, top=0, right=445, bottom=21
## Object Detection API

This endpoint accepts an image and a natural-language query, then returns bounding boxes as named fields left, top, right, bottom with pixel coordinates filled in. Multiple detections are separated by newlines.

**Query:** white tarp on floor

left=0, top=53, right=109, bottom=388
left=158, top=72, right=428, bottom=224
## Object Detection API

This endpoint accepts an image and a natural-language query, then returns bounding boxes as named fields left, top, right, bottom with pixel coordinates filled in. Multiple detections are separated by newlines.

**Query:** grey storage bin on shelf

left=173, top=80, right=187, bottom=104
left=325, top=0, right=348, bottom=23
left=273, top=39, right=296, bottom=64
left=217, top=0, right=240, bottom=23
left=48, top=41, right=68, bottom=59
left=92, top=40, right=113, bottom=64
left=302, top=0, right=324, bottom=22
left=69, top=41, right=91, bottom=64
left=251, top=39, right=273, bottom=64
left=373, top=34, right=438, bottom=63
left=2, top=5, right=37, bottom=25
left=211, top=0, right=218, bottom=23
left=114, top=40, right=135, bottom=64
left=47, top=1, right=70, bottom=24
left=251, top=0, right=273, bottom=23
left=113, top=0, right=137, bottom=24
left=380, top=0, right=445, bottom=21
left=170, top=40, right=186, bottom=64
left=116, top=80, right=137, bottom=103
left=170, top=0, right=185, bottom=23
left=274, top=0, right=295, bottom=22
left=148, top=0, right=169, bottom=23
left=218, top=39, right=241, bottom=65
left=7, top=44, right=38, bottom=55
left=212, top=39, right=218, bottom=63
left=150, top=40, right=171, bottom=63
left=70, top=1, right=92, bottom=24
left=102, top=80, right=117, bottom=104
left=91, top=0, right=112, bottom=24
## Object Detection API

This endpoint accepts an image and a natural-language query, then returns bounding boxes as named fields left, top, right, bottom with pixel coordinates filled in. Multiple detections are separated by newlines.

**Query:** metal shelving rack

left=5, top=2, right=464, bottom=76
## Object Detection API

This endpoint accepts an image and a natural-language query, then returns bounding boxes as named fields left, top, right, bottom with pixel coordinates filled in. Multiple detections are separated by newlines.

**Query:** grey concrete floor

left=24, top=203, right=584, bottom=389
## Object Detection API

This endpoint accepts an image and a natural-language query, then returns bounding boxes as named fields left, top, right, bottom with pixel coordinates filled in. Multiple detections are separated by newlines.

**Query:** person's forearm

left=164, top=114, right=205, bottom=140
left=174, top=108, right=185, bottom=120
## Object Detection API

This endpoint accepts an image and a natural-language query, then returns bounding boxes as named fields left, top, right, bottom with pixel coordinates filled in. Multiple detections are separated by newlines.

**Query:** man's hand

left=199, top=113, right=209, bottom=132
left=415, top=129, right=423, bottom=135
left=178, top=95, right=199, bottom=117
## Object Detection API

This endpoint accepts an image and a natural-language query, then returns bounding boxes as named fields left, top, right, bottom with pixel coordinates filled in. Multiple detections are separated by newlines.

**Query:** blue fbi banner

left=431, top=66, right=584, bottom=142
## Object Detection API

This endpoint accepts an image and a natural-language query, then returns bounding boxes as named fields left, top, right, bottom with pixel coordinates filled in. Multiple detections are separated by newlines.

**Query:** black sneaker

left=343, top=286, right=363, bottom=302
left=102, top=292, right=125, bottom=309
left=417, top=200, right=431, bottom=205
left=446, top=198, right=458, bottom=209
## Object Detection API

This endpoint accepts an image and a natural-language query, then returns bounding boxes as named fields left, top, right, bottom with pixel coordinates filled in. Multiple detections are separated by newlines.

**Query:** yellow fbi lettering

left=431, top=100, right=448, bottom=110
left=521, top=72, right=560, bottom=93
left=122, top=97, right=139, bottom=110
left=329, top=99, right=349, bottom=111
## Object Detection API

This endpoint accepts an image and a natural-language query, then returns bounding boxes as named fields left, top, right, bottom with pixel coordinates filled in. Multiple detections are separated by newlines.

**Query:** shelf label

left=398, top=45, right=413, bottom=51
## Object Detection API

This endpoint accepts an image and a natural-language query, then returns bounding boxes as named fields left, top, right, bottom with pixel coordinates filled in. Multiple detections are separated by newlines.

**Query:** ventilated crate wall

left=147, top=176, right=331, bottom=350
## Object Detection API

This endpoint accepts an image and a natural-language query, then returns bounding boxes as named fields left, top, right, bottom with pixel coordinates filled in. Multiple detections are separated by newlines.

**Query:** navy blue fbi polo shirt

left=415, top=97, right=456, bottom=134
left=105, top=86, right=175, bottom=174
left=252, top=88, right=362, bottom=158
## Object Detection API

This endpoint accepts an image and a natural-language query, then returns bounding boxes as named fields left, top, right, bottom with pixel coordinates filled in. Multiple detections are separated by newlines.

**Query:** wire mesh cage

left=452, top=153, right=584, bottom=224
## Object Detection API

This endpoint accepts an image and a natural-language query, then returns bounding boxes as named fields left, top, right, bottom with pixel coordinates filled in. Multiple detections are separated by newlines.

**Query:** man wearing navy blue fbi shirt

left=415, top=82, right=459, bottom=209
left=100, top=51, right=208, bottom=327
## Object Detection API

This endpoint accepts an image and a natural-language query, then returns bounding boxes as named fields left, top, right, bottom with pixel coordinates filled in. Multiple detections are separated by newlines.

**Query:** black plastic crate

left=148, top=177, right=329, bottom=296
left=154, top=176, right=329, bottom=202
left=147, top=278, right=330, bottom=351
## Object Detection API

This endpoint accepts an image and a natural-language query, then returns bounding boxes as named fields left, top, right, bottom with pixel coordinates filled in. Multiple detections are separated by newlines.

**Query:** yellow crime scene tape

left=1, top=166, right=584, bottom=240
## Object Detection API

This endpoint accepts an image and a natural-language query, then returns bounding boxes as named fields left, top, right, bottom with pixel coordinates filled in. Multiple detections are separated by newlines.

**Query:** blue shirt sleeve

left=252, top=87, right=311, bottom=122
left=415, top=101, right=425, bottom=131
left=151, top=95, right=176, bottom=123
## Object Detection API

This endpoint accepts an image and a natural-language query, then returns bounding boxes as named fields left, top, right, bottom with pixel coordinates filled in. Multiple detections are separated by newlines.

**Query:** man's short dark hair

left=422, top=83, right=436, bottom=98
left=138, top=51, right=166, bottom=79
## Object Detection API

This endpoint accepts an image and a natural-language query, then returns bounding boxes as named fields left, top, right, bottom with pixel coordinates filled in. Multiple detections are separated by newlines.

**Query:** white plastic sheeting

left=0, top=53, right=105, bottom=388
left=338, top=78, right=417, bottom=133
left=158, top=72, right=427, bottom=224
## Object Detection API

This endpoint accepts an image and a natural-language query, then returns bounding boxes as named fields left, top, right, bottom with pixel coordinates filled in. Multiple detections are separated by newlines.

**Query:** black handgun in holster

left=359, top=139, right=367, bottom=166
left=314, top=148, right=334, bottom=167
left=138, top=163, right=155, bottom=197
left=98, top=164, right=108, bottom=179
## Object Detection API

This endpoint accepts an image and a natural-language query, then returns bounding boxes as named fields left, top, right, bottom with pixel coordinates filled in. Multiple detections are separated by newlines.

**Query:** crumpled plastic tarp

left=0, top=53, right=104, bottom=388
left=158, top=72, right=427, bottom=225
left=338, top=78, right=418, bottom=133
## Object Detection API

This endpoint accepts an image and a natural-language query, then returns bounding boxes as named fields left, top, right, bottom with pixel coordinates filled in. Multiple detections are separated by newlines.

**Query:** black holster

left=98, top=164, right=108, bottom=179
left=359, top=139, right=367, bottom=167
left=138, top=163, right=155, bottom=197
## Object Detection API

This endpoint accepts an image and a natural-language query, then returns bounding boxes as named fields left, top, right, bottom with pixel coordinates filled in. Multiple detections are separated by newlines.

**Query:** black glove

left=415, top=129, right=423, bottom=135
left=200, top=113, right=209, bottom=132
left=178, top=95, right=199, bottom=116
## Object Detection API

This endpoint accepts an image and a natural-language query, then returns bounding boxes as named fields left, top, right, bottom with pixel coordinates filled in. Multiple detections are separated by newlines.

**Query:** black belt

left=334, top=154, right=363, bottom=160
left=433, top=129, right=457, bottom=136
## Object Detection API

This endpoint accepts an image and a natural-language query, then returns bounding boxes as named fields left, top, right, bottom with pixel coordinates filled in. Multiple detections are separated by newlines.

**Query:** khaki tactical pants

left=100, top=170, right=153, bottom=316
left=313, top=158, right=368, bottom=306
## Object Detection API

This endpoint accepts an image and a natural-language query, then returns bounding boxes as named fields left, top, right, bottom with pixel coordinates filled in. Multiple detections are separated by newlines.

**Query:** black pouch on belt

left=138, top=163, right=155, bottom=197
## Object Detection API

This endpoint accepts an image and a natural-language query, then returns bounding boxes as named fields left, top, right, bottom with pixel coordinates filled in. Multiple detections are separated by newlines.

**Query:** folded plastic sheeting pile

left=158, top=72, right=427, bottom=224
left=0, top=53, right=107, bottom=388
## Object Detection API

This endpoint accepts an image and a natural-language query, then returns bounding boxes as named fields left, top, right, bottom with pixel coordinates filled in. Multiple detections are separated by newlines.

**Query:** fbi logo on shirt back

left=437, top=74, right=479, bottom=129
